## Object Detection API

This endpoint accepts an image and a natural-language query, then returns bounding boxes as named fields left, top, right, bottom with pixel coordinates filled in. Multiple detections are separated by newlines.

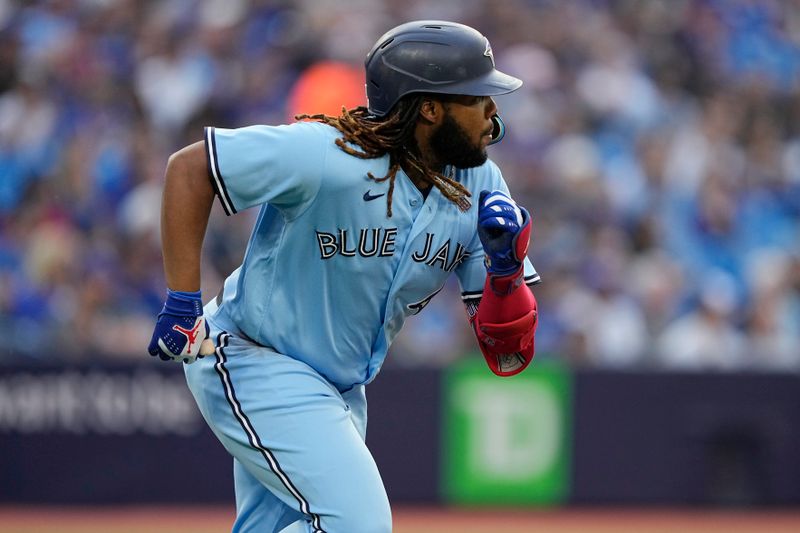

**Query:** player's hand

left=148, top=289, right=211, bottom=364
left=477, top=190, right=531, bottom=277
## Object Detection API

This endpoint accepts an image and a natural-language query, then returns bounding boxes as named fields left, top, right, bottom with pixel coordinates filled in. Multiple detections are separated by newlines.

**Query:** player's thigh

left=186, top=337, right=390, bottom=533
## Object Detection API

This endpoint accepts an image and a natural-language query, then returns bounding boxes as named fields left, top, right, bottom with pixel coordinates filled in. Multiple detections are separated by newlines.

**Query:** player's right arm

left=161, top=141, right=215, bottom=292
left=147, top=141, right=215, bottom=364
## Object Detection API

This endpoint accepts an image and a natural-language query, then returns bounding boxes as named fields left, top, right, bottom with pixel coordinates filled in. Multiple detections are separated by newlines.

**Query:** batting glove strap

left=159, top=289, right=204, bottom=317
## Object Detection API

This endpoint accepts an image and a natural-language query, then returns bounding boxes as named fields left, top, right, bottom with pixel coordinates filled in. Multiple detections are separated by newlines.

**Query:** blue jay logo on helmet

left=364, top=20, right=522, bottom=117
left=483, top=38, right=495, bottom=67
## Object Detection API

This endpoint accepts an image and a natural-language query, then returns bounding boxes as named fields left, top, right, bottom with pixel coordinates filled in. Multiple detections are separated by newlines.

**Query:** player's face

left=431, top=95, right=497, bottom=169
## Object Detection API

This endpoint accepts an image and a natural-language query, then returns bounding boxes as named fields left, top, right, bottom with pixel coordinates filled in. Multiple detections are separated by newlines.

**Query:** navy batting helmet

left=364, top=20, right=523, bottom=117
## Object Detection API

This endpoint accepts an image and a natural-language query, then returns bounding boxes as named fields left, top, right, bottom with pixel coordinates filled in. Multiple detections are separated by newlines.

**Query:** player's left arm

left=467, top=190, right=538, bottom=376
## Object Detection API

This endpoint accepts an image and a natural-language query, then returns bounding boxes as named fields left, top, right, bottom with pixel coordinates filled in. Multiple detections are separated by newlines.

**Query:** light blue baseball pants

left=184, top=308, right=392, bottom=533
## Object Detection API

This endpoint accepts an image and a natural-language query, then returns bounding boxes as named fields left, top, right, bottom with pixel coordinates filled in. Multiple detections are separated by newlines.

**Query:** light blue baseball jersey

left=204, top=121, right=539, bottom=389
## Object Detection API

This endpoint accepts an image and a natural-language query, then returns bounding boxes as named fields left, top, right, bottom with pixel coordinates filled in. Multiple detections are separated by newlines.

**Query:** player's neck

left=401, top=160, right=438, bottom=196
left=407, top=131, right=445, bottom=189
left=405, top=173, right=432, bottom=200
left=401, top=139, right=440, bottom=195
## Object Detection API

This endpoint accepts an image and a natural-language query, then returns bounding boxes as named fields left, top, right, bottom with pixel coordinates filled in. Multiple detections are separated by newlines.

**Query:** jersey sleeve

left=204, top=122, right=327, bottom=218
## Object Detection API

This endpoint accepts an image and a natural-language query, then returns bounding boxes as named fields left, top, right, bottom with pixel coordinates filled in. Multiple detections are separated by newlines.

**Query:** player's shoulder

left=274, top=120, right=339, bottom=139
left=454, top=158, right=505, bottom=189
left=291, top=121, right=357, bottom=156
left=214, top=120, right=337, bottom=144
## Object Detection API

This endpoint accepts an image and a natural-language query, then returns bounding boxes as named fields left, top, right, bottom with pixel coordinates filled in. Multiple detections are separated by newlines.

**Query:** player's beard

left=430, top=113, right=488, bottom=169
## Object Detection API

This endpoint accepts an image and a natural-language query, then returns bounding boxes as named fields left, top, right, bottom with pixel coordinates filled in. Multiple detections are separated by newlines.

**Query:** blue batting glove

left=148, top=289, right=210, bottom=364
left=477, top=190, right=531, bottom=277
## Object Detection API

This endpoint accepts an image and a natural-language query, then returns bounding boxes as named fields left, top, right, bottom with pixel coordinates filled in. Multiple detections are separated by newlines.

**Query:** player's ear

left=418, top=97, right=442, bottom=125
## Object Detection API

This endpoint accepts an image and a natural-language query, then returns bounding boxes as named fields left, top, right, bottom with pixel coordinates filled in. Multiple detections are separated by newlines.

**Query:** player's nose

left=484, top=97, right=498, bottom=117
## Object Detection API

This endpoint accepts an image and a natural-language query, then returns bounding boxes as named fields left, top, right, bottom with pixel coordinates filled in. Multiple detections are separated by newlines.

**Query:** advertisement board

left=443, top=358, right=572, bottom=505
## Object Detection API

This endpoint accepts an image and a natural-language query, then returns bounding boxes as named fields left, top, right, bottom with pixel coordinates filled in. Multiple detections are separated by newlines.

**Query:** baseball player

left=148, top=20, right=540, bottom=533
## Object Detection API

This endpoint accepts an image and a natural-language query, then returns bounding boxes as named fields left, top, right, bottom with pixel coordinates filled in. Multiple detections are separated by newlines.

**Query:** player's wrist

left=486, top=264, right=525, bottom=295
left=163, top=288, right=204, bottom=316
left=483, top=252, right=521, bottom=276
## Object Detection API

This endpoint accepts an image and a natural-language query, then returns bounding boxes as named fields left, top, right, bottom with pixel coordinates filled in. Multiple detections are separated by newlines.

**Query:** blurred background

left=1, top=0, right=799, bottom=529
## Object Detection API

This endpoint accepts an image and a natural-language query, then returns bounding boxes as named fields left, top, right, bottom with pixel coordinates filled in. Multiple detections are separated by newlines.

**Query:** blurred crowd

left=1, top=0, right=799, bottom=371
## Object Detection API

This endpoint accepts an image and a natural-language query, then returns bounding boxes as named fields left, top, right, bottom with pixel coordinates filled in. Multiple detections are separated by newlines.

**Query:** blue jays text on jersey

left=315, top=227, right=471, bottom=274
left=204, top=121, right=539, bottom=390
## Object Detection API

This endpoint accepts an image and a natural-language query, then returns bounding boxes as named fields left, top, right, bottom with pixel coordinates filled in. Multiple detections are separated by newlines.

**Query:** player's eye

left=439, top=94, right=483, bottom=107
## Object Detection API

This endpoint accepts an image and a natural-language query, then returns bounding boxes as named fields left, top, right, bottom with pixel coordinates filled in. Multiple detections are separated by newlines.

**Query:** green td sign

left=442, top=358, right=571, bottom=505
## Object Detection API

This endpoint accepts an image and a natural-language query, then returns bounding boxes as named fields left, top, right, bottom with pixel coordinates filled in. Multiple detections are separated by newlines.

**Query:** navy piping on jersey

left=460, top=273, right=542, bottom=302
left=212, top=331, right=325, bottom=533
left=205, top=127, right=237, bottom=216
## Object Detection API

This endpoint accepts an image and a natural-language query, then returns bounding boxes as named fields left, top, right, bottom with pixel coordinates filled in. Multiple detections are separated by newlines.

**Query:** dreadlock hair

left=295, top=95, right=471, bottom=217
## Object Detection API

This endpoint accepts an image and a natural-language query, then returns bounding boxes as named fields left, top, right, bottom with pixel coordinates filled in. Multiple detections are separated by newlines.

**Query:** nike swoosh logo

left=363, top=190, right=385, bottom=201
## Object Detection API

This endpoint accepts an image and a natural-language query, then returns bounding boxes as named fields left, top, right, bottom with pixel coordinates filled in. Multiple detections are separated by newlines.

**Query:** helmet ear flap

left=489, top=114, right=506, bottom=145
